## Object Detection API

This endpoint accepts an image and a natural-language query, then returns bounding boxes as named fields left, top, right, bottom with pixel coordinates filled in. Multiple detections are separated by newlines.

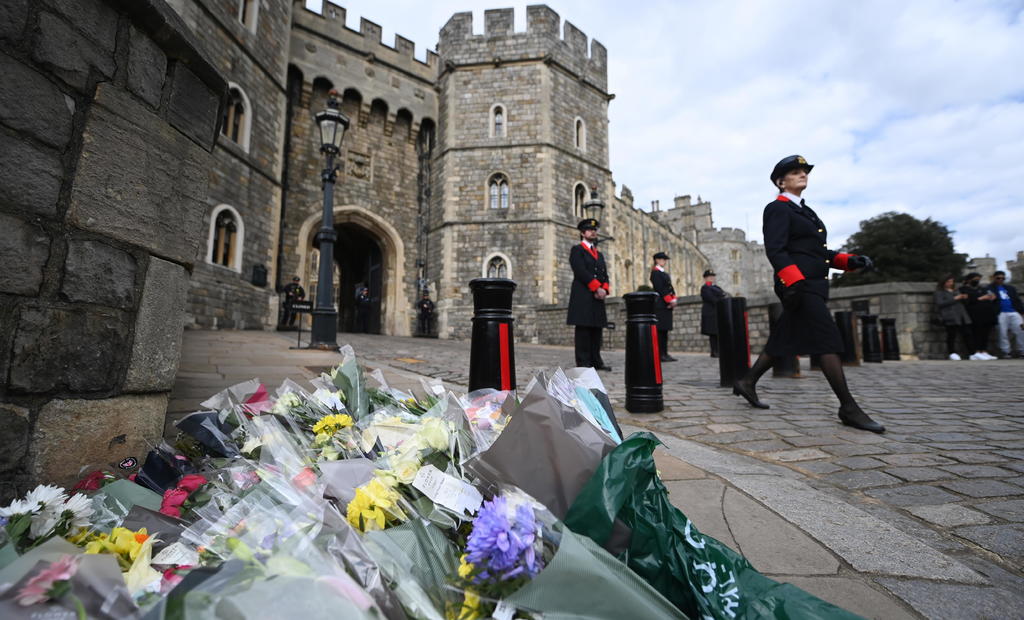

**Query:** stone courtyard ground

left=170, top=330, right=1024, bottom=620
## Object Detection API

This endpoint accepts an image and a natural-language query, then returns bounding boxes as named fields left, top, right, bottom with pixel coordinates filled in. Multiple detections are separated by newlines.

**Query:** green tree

left=832, top=212, right=967, bottom=286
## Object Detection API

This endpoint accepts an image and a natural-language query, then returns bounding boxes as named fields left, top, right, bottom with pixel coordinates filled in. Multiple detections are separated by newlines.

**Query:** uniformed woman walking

left=733, top=155, right=885, bottom=433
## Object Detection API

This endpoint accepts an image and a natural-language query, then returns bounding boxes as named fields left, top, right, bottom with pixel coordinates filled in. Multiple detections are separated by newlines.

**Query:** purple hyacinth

left=465, top=495, right=542, bottom=582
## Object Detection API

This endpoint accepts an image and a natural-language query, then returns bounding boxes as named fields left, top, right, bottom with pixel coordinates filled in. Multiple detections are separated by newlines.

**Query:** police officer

left=649, top=252, right=677, bottom=362
left=281, top=276, right=305, bottom=328
left=700, top=270, right=728, bottom=358
left=416, top=290, right=435, bottom=336
left=356, top=286, right=372, bottom=333
left=733, top=155, right=884, bottom=433
left=567, top=218, right=611, bottom=370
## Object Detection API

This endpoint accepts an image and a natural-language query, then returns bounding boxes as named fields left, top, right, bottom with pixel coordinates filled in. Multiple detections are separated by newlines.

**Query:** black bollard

left=834, top=311, right=860, bottom=366
left=881, top=318, right=900, bottom=360
left=717, top=297, right=750, bottom=387
left=860, top=314, right=883, bottom=363
left=768, top=303, right=800, bottom=377
left=624, top=292, right=663, bottom=413
left=468, top=278, right=516, bottom=392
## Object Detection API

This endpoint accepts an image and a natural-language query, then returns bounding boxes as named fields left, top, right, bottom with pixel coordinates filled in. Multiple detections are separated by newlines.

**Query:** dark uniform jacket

left=960, top=284, right=998, bottom=326
left=700, top=282, right=728, bottom=335
left=417, top=298, right=435, bottom=317
left=763, top=195, right=855, bottom=299
left=650, top=268, right=676, bottom=331
left=567, top=242, right=609, bottom=327
left=283, top=282, right=305, bottom=302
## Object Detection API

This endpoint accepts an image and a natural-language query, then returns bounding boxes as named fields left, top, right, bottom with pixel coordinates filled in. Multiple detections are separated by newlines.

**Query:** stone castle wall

left=0, top=0, right=225, bottom=498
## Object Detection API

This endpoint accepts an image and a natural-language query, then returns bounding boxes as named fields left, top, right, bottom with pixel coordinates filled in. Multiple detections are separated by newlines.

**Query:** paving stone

left=706, top=423, right=745, bottom=433
left=939, top=479, right=1022, bottom=498
left=864, top=485, right=961, bottom=506
left=793, top=461, right=846, bottom=475
left=781, top=576, right=918, bottom=620
left=832, top=456, right=886, bottom=470
left=729, top=439, right=793, bottom=453
left=821, top=444, right=888, bottom=457
left=783, top=435, right=849, bottom=447
left=884, top=467, right=956, bottom=482
left=975, top=499, right=1024, bottom=522
left=938, top=464, right=1016, bottom=478
left=877, top=578, right=1024, bottom=620
left=823, top=470, right=902, bottom=490
left=943, top=451, right=1002, bottom=464
left=928, top=442, right=986, bottom=450
left=722, top=488, right=839, bottom=575
left=653, top=450, right=705, bottom=481
left=664, top=479, right=737, bottom=551
left=877, top=453, right=957, bottom=467
left=695, top=429, right=777, bottom=444
left=954, top=524, right=1024, bottom=564
left=761, top=448, right=831, bottom=462
left=907, top=504, right=991, bottom=527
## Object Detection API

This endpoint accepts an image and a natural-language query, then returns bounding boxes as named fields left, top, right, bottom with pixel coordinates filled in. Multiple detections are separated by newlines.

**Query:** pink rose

left=160, top=488, right=190, bottom=517
left=176, top=474, right=207, bottom=493
left=71, top=470, right=106, bottom=492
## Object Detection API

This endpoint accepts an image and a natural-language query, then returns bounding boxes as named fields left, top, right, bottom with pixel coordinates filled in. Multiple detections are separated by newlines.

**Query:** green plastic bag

left=564, top=433, right=864, bottom=620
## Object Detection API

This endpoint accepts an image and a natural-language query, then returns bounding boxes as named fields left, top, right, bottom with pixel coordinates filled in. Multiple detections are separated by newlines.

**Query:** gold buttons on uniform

left=818, top=228, right=824, bottom=232
left=823, top=244, right=827, bottom=247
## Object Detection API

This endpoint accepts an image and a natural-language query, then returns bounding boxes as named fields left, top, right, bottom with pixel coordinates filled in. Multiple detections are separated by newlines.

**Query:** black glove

left=781, top=280, right=806, bottom=312
left=847, top=255, right=874, bottom=271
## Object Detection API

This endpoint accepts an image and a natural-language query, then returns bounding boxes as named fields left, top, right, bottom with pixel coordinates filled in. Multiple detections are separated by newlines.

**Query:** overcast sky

left=305, top=0, right=1024, bottom=271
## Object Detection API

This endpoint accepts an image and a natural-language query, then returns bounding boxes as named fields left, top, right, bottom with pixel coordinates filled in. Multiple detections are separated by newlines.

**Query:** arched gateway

left=296, top=206, right=409, bottom=337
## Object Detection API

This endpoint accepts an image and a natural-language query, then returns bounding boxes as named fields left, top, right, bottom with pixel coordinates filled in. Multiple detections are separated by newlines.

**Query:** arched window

left=573, top=183, right=587, bottom=218
left=221, top=84, right=251, bottom=152
left=574, top=117, right=586, bottom=151
left=490, top=104, right=506, bottom=138
left=237, top=0, right=258, bottom=31
left=488, top=173, right=510, bottom=209
left=484, top=254, right=511, bottom=279
left=207, top=205, right=244, bottom=271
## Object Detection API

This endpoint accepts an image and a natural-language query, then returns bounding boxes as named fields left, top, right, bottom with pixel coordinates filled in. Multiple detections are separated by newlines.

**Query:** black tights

left=743, top=352, right=856, bottom=407
left=945, top=325, right=971, bottom=356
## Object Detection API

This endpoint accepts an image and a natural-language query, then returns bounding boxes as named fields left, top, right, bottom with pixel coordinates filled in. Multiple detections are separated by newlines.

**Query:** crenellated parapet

left=292, top=3, right=439, bottom=83
left=438, top=6, right=608, bottom=92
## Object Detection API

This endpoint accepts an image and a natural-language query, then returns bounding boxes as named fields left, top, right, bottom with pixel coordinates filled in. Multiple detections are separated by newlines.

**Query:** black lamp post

left=584, top=186, right=612, bottom=242
left=309, top=90, right=350, bottom=349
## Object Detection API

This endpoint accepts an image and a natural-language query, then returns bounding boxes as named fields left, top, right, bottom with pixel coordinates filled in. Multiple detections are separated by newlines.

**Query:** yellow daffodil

left=312, top=413, right=353, bottom=436
left=346, top=487, right=386, bottom=532
left=457, top=554, right=474, bottom=579
left=454, top=589, right=482, bottom=620
left=83, top=527, right=153, bottom=573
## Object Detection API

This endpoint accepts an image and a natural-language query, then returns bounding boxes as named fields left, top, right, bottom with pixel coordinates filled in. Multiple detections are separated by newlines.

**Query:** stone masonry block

left=0, top=212, right=50, bottom=296
left=0, top=52, right=74, bottom=149
left=0, top=403, right=31, bottom=473
left=32, top=11, right=115, bottom=92
left=127, top=24, right=167, bottom=109
left=68, top=83, right=211, bottom=264
left=124, top=257, right=189, bottom=392
left=61, top=238, right=137, bottom=309
left=41, top=0, right=119, bottom=49
left=30, top=393, right=167, bottom=487
left=0, top=0, right=27, bottom=42
left=166, top=63, right=221, bottom=150
left=8, top=305, right=129, bottom=393
left=0, top=132, right=62, bottom=217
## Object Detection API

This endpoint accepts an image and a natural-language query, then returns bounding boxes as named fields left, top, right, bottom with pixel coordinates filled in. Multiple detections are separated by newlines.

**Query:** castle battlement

left=294, top=4, right=439, bottom=83
left=702, top=228, right=749, bottom=243
left=438, top=6, right=607, bottom=91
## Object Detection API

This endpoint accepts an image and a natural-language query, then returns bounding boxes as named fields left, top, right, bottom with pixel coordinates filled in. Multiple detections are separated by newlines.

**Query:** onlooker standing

left=934, top=275, right=972, bottom=360
left=989, top=271, right=1024, bottom=358
left=960, top=273, right=998, bottom=360
left=700, top=270, right=728, bottom=358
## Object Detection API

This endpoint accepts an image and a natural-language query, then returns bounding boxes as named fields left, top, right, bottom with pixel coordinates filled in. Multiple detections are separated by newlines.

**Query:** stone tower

left=432, top=7, right=612, bottom=339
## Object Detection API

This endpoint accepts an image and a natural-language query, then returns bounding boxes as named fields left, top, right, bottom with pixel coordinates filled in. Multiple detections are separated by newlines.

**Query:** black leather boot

left=838, top=403, right=885, bottom=433
left=733, top=379, right=770, bottom=409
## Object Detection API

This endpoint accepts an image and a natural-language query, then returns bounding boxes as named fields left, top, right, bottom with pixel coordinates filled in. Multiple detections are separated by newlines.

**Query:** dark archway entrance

left=335, top=223, right=382, bottom=334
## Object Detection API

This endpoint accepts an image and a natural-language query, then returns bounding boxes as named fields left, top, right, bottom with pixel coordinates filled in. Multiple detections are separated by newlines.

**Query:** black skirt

left=765, top=288, right=843, bottom=356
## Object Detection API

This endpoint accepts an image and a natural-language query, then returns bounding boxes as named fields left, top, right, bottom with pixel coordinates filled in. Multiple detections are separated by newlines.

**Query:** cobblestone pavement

left=170, top=330, right=1024, bottom=618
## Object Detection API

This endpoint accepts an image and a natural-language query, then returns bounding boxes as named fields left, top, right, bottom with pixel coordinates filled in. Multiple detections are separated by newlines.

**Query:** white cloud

left=307, top=0, right=1024, bottom=270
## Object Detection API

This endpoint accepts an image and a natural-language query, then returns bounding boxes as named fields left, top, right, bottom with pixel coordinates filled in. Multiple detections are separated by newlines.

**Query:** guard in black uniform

left=700, top=270, right=728, bottom=357
left=356, top=287, right=372, bottom=333
left=281, top=276, right=305, bottom=328
left=733, top=155, right=884, bottom=433
left=416, top=290, right=435, bottom=336
left=649, top=252, right=677, bottom=362
left=567, top=218, right=611, bottom=370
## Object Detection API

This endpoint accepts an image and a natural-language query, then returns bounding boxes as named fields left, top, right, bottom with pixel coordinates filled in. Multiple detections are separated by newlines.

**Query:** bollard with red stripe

left=624, top=291, right=663, bottom=413
left=468, top=278, right=517, bottom=392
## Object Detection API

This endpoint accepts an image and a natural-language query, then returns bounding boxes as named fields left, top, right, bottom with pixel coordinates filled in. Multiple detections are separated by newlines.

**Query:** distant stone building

left=964, top=255, right=998, bottom=280
left=1007, top=251, right=1024, bottom=283
left=652, top=195, right=773, bottom=297
left=167, top=1, right=710, bottom=340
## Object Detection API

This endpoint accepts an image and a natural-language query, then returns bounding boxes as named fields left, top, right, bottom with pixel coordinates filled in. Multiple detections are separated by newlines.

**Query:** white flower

left=61, top=494, right=95, bottom=530
left=417, top=418, right=450, bottom=452
left=312, top=388, right=345, bottom=412
left=24, top=485, right=67, bottom=510
left=271, top=391, right=303, bottom=414
left=0, top=498, right=37, bottom=517
left=29, top=507, right=59, bottom=538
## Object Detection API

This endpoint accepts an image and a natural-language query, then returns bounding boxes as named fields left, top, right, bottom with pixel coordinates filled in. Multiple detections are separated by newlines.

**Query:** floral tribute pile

left=0, top=346, right=862, bottom=620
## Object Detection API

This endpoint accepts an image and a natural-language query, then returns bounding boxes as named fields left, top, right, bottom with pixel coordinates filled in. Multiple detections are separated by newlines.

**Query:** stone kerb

left=0, top=0, right=226, bottom=499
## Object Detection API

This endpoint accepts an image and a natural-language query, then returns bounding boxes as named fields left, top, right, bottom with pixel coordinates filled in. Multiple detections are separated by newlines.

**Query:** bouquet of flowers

left=0, top=485, right=94, bottom=553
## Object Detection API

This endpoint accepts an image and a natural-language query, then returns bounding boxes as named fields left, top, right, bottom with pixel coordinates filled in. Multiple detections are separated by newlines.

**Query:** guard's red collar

left=777, top=194, right=790, bottom=202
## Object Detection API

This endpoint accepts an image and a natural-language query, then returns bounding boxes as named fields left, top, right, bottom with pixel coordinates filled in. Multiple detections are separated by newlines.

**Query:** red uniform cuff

left=833, top=253, right=853, bottom=270
left=777, top=264, right=806, bottom=286
left=601, top=282, right=610, bottom=291
left=588, top=279, right=601, bottom=292
left=663, top=294, right=676, bottom=303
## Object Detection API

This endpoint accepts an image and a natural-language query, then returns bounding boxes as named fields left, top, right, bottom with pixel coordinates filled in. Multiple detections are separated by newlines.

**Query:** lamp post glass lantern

left=583, top=186, right=604, bottom=221
left=310, top=90, right=350, bottom=349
